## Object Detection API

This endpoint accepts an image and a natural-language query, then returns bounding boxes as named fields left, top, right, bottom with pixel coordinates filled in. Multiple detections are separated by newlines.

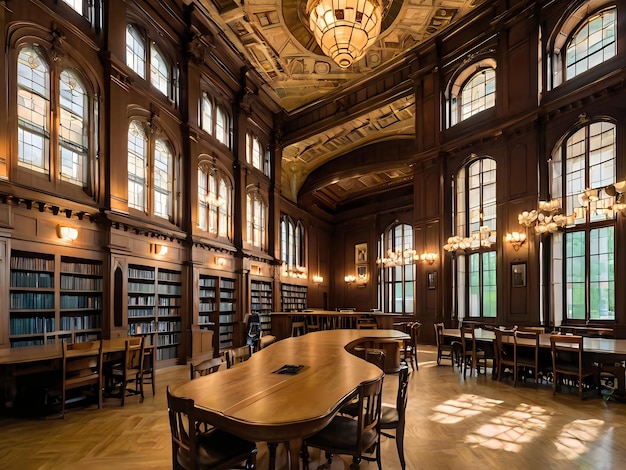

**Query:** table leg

left=288, top=438, right=302, bottom=469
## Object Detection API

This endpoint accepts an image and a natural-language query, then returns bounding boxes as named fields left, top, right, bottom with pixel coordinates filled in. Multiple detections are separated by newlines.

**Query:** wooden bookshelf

left=280, top=283, right=307, bottom=312
left=251, top=279, right=272, bottom=335
left=9, top=250, right=103, bottom=348
left=218, top=277, right=236, bottom=351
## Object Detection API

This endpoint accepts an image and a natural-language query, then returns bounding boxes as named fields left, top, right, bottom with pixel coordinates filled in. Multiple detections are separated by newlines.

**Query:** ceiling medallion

left=307, top=0, right=383, bottom=68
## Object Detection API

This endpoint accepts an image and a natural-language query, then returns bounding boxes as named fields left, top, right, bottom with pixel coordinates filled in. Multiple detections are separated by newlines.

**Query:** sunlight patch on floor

left=553, top=419, right=605, bottom=461
left=430, top=393, right=503, bottom=424
left=465, top=403, right=550, bottom=452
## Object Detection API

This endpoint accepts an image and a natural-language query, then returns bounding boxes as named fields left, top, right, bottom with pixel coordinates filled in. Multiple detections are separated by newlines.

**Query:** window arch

left=247, top=189, right=266, bottom=250
left=215, top=105, right=230, bottom=147
left=445, top=59, right=496, bottom=128
left=126, top=24, right=177, bottom=100
left=280, top=216, right=306, bottom=271
left=450, top=157, right=497, bottom=319
left=549, top=3, right=616, bottom=88
left=198, top=161, right=232, bottom=240
left=127, top=119, right=176, bottom=221
left=200, top=93, right=213, bottom=135
left=550, top=120, right=616, bottom=323
left=377, top=223, right=415, bottom=313
left=246, top=131, right=271, bottom=177
left=16, top=45, right=96, bottom=191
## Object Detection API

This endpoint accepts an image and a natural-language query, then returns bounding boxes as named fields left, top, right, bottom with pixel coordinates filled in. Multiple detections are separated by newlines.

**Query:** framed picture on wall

left=512, top=262, right=526, bottom=287
left=427, top=272, right=437, bottom=290
left=355, top=243, right=368, bottom=264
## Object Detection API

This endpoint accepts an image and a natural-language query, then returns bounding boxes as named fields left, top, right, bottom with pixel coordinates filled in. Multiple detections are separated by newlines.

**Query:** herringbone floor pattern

left=1, top=346, right=625, bottom=469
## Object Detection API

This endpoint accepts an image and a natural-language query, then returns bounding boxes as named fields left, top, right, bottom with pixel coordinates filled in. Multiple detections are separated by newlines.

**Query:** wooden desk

left=171, top=329, right=409, bottom=470
left=270, top=310, right=401, bottom=340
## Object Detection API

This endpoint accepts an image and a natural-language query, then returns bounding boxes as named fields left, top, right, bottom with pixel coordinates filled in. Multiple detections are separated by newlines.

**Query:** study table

left=443, top=328, right=626, bottom=391
left=171, top=329, right=409, bottom=470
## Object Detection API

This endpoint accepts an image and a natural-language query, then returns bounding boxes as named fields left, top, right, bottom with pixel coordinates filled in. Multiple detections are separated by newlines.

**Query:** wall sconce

left=153, top=243, right=168, bottom=256
left=312, top=275, right=324, bottom=284
left=56, top=225, right=78, bottom=241
left=344, top=275, right=356, bottom=284
left=420, top=253, right=438, bottom=264
left=505, top=231, right=527, bottom=251
left=215, top=256, right=226, bottom=267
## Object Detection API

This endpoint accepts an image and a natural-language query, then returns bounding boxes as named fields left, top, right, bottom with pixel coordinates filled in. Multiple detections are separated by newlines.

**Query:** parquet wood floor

left=1, top=346, right=625, bottom=469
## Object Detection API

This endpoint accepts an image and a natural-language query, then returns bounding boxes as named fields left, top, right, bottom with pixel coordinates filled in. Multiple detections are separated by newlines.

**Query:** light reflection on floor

left=429, top=393, right=503, bottom=424
left=553, top=419, right=605, bottom=460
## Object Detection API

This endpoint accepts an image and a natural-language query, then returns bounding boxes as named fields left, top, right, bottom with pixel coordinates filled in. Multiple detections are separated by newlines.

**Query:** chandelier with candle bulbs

left=307, top=0, right=383, bottom=69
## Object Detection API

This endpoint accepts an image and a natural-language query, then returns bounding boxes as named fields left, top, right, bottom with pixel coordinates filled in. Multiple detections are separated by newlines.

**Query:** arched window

left=126, top=25, right=146, bottom=79
left=445, top=60, right=496, bottom=128
left=59, top=70, right=88, bottom=185
left=201, top=93, right=213, bottom=135
left=127, top=121, right=147, bottom=212
left=246, top=131, right=271, bottom=177
left=215, top=105, right=230, bottom=147
left=450, top=158, right=497, bottom=319
left=550, top=120, right=616, bottom=323
left=17, top=45, right=95, bottom=190
left=128, top=119, right=175, bottom=221
left=61, top=0, right=97, bottom=23
left=247, top=190, right=266, bottom=249
left=126, top=24, right=176, bottom=100
left=280, top=216, right=306, bottom=271
left=150, top=44, right=170, bottom=97
left=198, top=162, right=232, bottom=239
left=377, top=223, right=415, bottom=313
left=550, top=4, right=616, bottom=88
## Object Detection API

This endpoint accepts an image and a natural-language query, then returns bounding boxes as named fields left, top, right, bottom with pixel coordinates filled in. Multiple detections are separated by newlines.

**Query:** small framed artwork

left=427, top=272, right=437, bottom=290
left=357, top=265, right=368, bottom=280
left=512, top=262, right=526, bottom=288
left=355, top=243, right=368, bottom=264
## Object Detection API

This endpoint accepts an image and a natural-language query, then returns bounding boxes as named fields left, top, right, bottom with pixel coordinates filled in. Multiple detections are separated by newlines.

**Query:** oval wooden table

left=170, top=329, right=409, bottom=469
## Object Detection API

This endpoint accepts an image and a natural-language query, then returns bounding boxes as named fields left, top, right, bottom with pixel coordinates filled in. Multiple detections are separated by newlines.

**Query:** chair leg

left=396, top=427, right=406, bottom=470
left=268, top=442, right=278, bottom=470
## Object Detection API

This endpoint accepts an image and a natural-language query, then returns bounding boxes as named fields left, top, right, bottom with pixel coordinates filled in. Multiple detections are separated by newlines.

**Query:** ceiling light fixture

left=307, top=0, right=383, bottom=69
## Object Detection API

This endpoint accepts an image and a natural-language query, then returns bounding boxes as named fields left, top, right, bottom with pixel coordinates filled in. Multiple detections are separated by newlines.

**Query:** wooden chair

left=59, top=340, right=104, bottom=418
left=225, top=345, right=251, bottom=369
left=494, top=329, right=515, bottom=382
left=461, top=325, right=487, bottom=378
left=111, top=337, right=144, bottom=406
left=378, top=365, right=410, bottom=470
left=514, top=330, right=540, bottom=386
left=400, top=322, right=420, bottom=371
left=434, top=323, right=456, bottom=367
left=305, top=314, right=321, bottom=332
left=166, top=386, right=257, bottom=470
left=550, top=334, right=596, bottom=399
left=142, top=344, right=156, bottom=397
left=302, top=376, right=384, bottom=469
left=290, top=317, right=306, bottom=337
left=190, top=358, right=223, bottom=380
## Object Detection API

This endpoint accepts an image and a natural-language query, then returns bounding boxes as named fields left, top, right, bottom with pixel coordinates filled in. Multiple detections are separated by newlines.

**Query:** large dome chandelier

left=307, top=0, right=383, bottom=68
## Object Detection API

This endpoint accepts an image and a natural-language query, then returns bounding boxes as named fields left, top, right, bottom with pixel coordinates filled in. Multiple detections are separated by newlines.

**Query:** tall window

left=215, top=106, right=230, bottom=147
left=198, top=162, right=232, bottom=239
left=17, top=46, right=94, bottom=189
left=128, top=119, right=175, bottom=221
left=201, top=93, right=213, bottom=134
left=247, top=191, right=266, bottom=249
left=126, top=24, right=176, bottom=100
left=446, top=60, right=496, bottom=128
left=246, top=132, right=270, bottom=177
left=377, top=224, right=415, bottom=314
left=451, top=158, right=497, bottom=319
left=551, top=121, right=616, bottom=322
left=280, top=216, right=305, bottom=270
left=550, top=5, right=616, bottom=88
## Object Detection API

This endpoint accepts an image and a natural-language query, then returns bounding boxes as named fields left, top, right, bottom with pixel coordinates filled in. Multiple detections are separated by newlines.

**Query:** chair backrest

left=364, top=348, right=386, bottom=371
left=460, top=325, right=477, bottom=356
left=515, top=330, right=540, bottom=364
left=124, top=336, right=144, bottom=373
left=63, top=340, right=103, bottom=389
left=434, top=322, right=445, bottom=348
left=410, top=322, right=421, bottom=347
left=190, top=357, right=223, bottom=380
left=395, top=365, right=410, bottom=422
left=519, top=326, right=546, bottom=334
left=550, top=334, right=584, bottom=373
left=246, top=314, right=262, bottom=350
left=225, top=345, right=251, bottom=369
left=355, top=376, right=384, bottom=453
left=166, top=385, right=197, bottom=469
left=494, top=328, right=515, bottom=365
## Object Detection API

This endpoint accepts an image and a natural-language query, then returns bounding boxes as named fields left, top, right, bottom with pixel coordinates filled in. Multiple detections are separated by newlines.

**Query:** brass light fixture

left=307, top=0, right=383, bottom=68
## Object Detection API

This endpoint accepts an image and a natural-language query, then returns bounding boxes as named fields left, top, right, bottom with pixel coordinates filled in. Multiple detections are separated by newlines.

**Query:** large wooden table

left=171, top=329, right=409, bottom=469
left=269, top=310, right=401, bottom=340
